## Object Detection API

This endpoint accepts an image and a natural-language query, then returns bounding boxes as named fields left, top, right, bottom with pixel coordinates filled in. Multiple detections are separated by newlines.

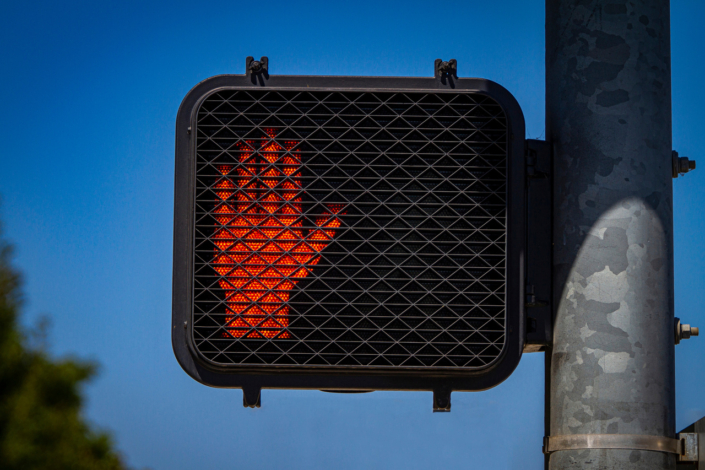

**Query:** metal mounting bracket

left=246, top=56, right=269, bottom=85
left=543, top=434, right=681, bottom=455
left=434, top=59, right=457, bottom=87
left=524, top=139, right=552, bottom=352
left=678, top=414, right=705, bottom=465
left=242, top=386, right=261, bottom=408
left=433, top=387, right=451, bottom=412
left=678, top=432, right=699, bottom=463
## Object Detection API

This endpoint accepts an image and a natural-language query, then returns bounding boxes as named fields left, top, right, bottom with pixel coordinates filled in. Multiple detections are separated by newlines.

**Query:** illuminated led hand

left=212, top=129, right=344, bottom=339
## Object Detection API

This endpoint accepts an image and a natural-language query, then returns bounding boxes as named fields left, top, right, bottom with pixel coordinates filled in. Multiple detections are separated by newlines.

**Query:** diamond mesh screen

left=192, top=89, right=508, bottom=370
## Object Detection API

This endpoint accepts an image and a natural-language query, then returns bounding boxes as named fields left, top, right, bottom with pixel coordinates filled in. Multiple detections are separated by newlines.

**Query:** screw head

left=250, top=60, right=262, bottom=72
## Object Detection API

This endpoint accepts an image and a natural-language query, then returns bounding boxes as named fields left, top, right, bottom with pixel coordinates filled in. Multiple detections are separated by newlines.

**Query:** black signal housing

left=172, top=72, right=526, bottom=404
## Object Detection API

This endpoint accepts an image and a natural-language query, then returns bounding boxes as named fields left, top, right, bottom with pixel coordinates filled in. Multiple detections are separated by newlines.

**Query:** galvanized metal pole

left=547, top=0, right=675, bottom=469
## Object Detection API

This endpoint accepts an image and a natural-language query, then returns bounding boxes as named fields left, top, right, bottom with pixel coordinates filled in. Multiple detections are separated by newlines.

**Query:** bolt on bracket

left=676, top=317, right=700, bottom=345
left=673, top=150, right=696, bottom=178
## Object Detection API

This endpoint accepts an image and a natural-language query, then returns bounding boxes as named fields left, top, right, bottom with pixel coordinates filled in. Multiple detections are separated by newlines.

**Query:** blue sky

left=0, top=1, right=703, bottom=469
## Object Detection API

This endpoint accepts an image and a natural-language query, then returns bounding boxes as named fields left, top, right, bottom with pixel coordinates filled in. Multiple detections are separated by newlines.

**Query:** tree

left=0, top=222, right=132, bottom=470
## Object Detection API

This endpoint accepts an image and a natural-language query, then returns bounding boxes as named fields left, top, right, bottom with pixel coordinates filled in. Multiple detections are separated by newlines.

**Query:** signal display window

left=192, top=90, right=508, bottom=370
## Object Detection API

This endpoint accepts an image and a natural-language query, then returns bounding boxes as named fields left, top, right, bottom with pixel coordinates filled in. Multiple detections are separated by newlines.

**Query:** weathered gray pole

left=547, top=0, right=675, bottom=469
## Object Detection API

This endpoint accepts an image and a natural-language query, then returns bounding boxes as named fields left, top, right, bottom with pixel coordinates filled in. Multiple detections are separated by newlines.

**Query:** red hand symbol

left=212, top=128, right=344, bottom=339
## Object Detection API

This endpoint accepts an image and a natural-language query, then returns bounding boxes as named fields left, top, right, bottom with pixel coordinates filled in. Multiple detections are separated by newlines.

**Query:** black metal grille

left=192, top=89, right=508, bottom=370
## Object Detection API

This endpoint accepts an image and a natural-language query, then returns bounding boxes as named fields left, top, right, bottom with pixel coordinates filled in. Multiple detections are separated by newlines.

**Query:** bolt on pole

left=546, top=0, right=675, bottom=469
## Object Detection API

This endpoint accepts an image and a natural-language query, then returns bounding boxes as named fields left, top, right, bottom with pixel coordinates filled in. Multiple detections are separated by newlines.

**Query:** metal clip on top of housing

left=246, top=56, right=269, bottom=84
left=434, top=59, right=457, bottom=87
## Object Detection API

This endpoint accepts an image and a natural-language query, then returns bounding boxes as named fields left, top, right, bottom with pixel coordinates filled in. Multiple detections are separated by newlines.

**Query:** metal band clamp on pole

left=543, top=434, right=681, bottom=455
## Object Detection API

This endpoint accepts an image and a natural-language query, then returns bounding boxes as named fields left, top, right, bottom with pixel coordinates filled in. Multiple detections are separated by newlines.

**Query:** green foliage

left=0, top=229, right=131, bottom=470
